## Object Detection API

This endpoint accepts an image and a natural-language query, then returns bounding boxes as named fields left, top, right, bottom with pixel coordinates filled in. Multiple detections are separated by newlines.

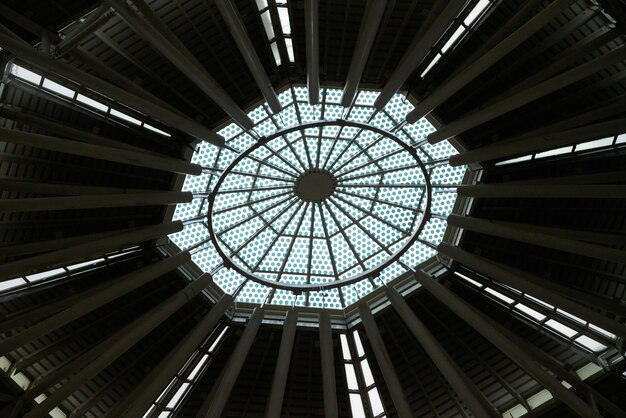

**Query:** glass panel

left=464, top=0, right=491, bottom=26
left=277, top=7, right=291, bottom=34
left=349, top=393, right=367, bottom=418
left=77, top=93, right=108, bottom=111
left=42, top=79, right=75, bottom=98
left=368, top=388, right=385, bottom=416
left=261, top=10, right=275, bottom=39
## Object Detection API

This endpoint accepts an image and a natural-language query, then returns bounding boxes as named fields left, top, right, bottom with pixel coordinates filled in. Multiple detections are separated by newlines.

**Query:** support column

left=23, top=273, right=216, bottom=418
left=215, top=0, right=281, bottom=113
left=318, top=311, right=338, bottom=418
left=109, top=294, right=233, bottom=418
left=204, top=307, right=265, bottom=418
left=456, top=184, right=626, bottom=199
left=384, top=286, right=500, bottom=418
left=0, top=127, right=202, bottom=175
left=305, top=0, right=320, bottom=105
left=448, top=215, right=626, bottom=265
left=340, top=0, right=388, bottom=107
left=0, top=252, right=191, bottom=355
left=413, top=269, right=601, bottom=418
left=428, top=45, right=626, bottom=143
left=358, top=303, right=413, bottom=418
left=265, top=310, right=298, bottom=418
left=0, top=221, right=183, bottom=279
left=439, top=243, right=626, bottom=340
left=0, top=30, right=224, bottom=145
left=405, top=0, right=576, bottom=122
left=374, top=0, right=465, bottom=110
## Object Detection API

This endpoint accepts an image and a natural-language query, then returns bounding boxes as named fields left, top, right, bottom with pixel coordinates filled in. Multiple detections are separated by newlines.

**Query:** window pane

left=261, top=11, right=274, bottom=39
left=278, top=7, right=291, bottom=34
left=349, top=393, right=366, bottom=418
left=43, top=79, right=75, bottom=98
left=368, top=388, right=385, bottom=416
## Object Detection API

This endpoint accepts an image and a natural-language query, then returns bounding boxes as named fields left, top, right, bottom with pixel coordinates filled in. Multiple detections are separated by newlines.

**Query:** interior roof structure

left=0, top=0, right=625, bottom=417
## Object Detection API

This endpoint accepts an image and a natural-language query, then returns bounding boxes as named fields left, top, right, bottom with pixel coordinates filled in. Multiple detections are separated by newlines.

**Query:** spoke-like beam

left=359, top=302, right=415, bottom=418
left=0, top=222, right=182, bottom=280
left=305, top=0, right=320, bottom=105
left=450, top=116, right=626, bottom=166
left=23, top=273, right=216, bottom=418
left=385, top=286, right=500, bottom=417
left=0, top=191, right=192, bottom=213
left=413, top=269, right=602, bottom=418
left=340, top=0, right=388, bottom=107
left=109, top=0, right=253, bottom=130
left=0, top=29, right=224, bottom=145
left=448, top=215, right=626, bottom=265
left=58, top=4, right=114, bottom=52
left=405, top=0, right=577, bottom=122
left=215, top=0, right=281, bottom=113
left=205, top=307, right=265, bottom=418
left=374, top=0, right=466, bottom=110
left=265, top=310, right=298, bottom=418
left=216, top=194, right=294, bottom=236
left=0, top=127, right=202, bottom=175
left=456, top=184, right=626, bottom=199
left=440, top=243, right=626, bottom=340
left=0, top=252, right=190, bottom=355
left=428, top=45, right=626, bottom=144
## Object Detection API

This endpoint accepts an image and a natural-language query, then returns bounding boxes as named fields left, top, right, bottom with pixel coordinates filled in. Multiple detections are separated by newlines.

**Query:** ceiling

left=0, top=0, right=625, bottom=417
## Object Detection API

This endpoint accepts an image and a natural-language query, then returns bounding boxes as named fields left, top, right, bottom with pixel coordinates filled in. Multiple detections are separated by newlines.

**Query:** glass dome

left=169, top=86, right=466, bottom=308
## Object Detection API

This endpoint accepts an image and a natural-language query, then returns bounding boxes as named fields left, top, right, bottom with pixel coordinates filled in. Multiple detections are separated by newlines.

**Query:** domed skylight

left=169, top=86, right=466, bottom=308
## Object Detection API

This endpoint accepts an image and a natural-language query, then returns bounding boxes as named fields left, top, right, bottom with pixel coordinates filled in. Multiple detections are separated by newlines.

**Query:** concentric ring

left=207, top=120, right=432, bottom=291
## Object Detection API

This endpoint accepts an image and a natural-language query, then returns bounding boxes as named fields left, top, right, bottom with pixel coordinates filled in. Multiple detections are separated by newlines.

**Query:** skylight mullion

left=252, top=200, right=305, bottom=271
left=333, top=194, right=412, bottom=237
left=229, top=197, right=300, bottom=258
left=330, top=133, right=387, bottom=176
left=213, top=190, right=292, bottom=215
left=339, top=162, right=424, bottom=182
left=275, top=202, right=310, bottom=283
left=306, top=204, right=315, bottom=284
left=335, top=147, right=406, bottom=179
left=323, top=201, right=367, bottom=272
left=216, top=193, right=294, bottom=235
left=260, top=142, right=306, bottom=176
left=317, top=202, right=341, bottom=281
left=335, top=189, right=418, bottom=212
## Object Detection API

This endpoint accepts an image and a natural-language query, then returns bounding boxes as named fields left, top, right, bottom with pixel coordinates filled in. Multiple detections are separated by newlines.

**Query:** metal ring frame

left=206, top=119, right=432, bottom=291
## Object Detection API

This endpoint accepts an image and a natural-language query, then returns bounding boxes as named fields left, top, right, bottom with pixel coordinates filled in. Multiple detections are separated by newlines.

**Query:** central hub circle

left=295, top=169, right=337, bottom=202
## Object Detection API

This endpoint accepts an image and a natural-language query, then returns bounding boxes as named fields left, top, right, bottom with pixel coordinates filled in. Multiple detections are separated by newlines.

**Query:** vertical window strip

left=421, top=0, right=496, bottom=78
left=8, top=64, right=171, bottom=137
left=144, top=325, right=230, bottom=418
left=341, top=331, right=388, bottom=418
left=255, top=0, right=294, bottom=64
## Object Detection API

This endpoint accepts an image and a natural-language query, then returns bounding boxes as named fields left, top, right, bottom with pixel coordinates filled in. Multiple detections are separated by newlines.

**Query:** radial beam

left=23, top=273, right=216, bottom=418
left=58, top=3, right=114, bottom=52
left=0, top=179, right=156, bottom=196
left=384, top=286, right=500, bottom=418
left=214, top=0, right=282, bottom=113
left=110, top=294, right=233, bottom=418
left=373, top=0, right=466, bottom=110
left=204, top=307, right=265, bottom=418
left=0, top=221, right=182, bottom=280
left=0, top=29, right=224, bottom=146
left=319, top=311, right=338, bottom=418
left=413, top=269, right=602, bottom=418
left=0, top=252, right=190, bottom=355
left=456, top=184, right=626, bottom=199
left=0, top=191, right=192, bottom=213
left=448, top=215, right=626, bottom=265
left=427, top=45, right=626, bottom=144
left=0, top=127, right=202, bottom=175
left=439, top=242, right=626, bottom=340
left=450, top=116, right=626, bottom=166
left=305, top=0, right=320, bottom=104
left=340, top=0, right=388, bottom=107
left=265, top=310, right=298, bottom=418
left=109, top=0, right=253, bottom=130
left=405, top=0, right=576, bottom=122
left=358, top=303, right=413, bottom=418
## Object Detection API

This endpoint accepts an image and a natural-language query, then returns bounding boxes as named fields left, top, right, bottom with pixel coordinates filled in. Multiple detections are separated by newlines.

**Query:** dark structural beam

left=304, top=0, right=320, bottom=105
